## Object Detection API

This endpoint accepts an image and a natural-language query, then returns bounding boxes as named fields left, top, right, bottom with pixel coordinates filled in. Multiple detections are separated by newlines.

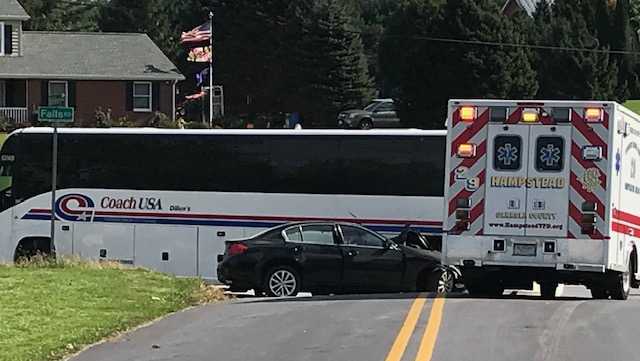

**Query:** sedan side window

left=376, top=103, right=395, bottom=112
left=300, top=225, right=336, bottom=245
left=341, top=226, right=385, bottom=248
left=284, top=227, right=303, bottom=242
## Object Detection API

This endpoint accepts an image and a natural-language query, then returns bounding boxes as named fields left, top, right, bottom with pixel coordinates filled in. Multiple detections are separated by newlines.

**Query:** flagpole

left=209, top=10, right=214, bottom=128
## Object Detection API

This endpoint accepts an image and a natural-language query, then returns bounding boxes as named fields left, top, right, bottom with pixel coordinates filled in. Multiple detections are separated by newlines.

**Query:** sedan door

left=339, top=225, right=404, bottom=292
left=284, top=224, right=343, bottom=291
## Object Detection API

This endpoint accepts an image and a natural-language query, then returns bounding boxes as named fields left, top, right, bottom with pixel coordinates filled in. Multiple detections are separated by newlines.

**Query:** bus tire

left=465, top=281, right=504, bottom=298
left=540, top=282, right=557, bottom=299
left=14, top=237, right=53, bottom=262
left=590, top=287, right=608, bottom=299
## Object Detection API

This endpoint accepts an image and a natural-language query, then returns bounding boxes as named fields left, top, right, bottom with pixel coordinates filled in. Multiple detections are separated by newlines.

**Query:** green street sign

left=38, top=107, right=74, bottom=123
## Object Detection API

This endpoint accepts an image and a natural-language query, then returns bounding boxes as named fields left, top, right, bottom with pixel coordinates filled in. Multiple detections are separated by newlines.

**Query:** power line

left=380, top=34, right=640, bottom=56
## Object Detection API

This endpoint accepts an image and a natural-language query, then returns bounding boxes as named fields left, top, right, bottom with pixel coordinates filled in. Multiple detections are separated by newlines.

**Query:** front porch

left=0, top=79, right=30, bottom=125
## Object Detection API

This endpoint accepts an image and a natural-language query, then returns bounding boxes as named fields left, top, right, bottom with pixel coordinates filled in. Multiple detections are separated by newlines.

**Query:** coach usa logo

left=55, top=194, right=96, bottom=222
left=54, top=194, right=164, bottom=222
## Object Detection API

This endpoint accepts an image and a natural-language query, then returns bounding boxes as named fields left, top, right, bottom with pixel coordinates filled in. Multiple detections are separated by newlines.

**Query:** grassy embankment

left=0, top=258, right=225, bottom=361
left=624, top=100, right=640, bottom=114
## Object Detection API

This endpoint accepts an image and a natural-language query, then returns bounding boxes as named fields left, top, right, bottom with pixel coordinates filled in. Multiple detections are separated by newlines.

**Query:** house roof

left=0, top=0, right=30, bottom=20
left=0, top=32, right=185, bottom=81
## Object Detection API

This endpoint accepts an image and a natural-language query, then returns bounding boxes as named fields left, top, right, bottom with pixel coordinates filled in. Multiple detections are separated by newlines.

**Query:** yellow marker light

left=460, top=106, right=477, bottom=122
left=584, top=108, right=603, bottom=122
left=521, top=108, right=539, bottom=123
left=457, top=143, right=476, bottom=158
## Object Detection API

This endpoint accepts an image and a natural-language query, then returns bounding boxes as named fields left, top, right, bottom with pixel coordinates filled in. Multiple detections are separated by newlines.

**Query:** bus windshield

left=0, top=135, right=16, bottom=212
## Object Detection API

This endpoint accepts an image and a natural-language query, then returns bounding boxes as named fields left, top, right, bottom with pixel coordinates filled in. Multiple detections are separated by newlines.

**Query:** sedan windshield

left=363, top=102, right=381, bottom=112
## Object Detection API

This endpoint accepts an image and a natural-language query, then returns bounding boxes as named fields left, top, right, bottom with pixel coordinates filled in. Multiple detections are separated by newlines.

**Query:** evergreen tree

left=381, top=0, right=537, bottom=128
left=352, top=0, right=401, bottom=93
left=535, top=0, right=618, bottom=100
left=20, top=0, right=102, bottom=31
left=98, top=0, right=173, bottom=60
left=611, top=0, right=640, bottom=100
left=295, top=0, right=375, bottom=126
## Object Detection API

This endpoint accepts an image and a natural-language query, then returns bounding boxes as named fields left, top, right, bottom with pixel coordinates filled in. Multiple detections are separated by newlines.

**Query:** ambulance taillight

left=584, top=108, right=604, bottom=123
left=581, top=201, right=598, bottom=235
left=455, top=197, right=471, bottom=231
left=457, top=143, right=477, bottom=158
left=521, top=108, right=539, bottom=123
left=459, top=106, right=477, bottom=122
left=582, top=146, right=603, bottom=161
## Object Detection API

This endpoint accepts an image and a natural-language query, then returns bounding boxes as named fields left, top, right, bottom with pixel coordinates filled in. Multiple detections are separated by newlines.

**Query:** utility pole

left=209, top=10, right=214, bottom=128
left=50, top=123, right=57, bottom=254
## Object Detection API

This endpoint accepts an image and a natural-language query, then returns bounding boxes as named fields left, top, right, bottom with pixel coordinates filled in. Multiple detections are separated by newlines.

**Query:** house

left=502, top=0, right=545, bottom=16
left=0, top=0, right=184, bottom=126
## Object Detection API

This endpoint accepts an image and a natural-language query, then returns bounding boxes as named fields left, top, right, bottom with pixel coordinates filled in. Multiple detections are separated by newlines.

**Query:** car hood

left=398, top=244, right=442, bottom=262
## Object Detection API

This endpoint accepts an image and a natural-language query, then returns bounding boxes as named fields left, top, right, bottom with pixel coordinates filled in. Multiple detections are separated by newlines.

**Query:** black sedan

left=217, top=222, right=459, bottom=297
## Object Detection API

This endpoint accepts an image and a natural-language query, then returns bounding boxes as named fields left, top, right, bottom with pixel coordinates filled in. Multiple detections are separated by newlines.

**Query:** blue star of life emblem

left=497, top=143, right=518, bottom=166
left=539, top=144, right=561, bottom=167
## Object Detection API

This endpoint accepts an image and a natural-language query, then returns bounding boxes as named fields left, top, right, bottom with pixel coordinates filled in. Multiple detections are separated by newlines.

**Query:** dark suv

left=337, top=99, right=400, bottom=129
left=217, top=222, right=457, bottom=297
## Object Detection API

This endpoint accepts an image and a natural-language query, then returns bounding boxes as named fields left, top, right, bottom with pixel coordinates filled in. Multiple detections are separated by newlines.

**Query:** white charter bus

left=0, top=128, right=446, bottom=279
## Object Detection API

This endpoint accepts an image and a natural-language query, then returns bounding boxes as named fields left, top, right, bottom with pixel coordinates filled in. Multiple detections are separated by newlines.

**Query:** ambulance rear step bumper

left=457, top=260, right=605, bottom=273
left=460, top=265, right=608, bottom=289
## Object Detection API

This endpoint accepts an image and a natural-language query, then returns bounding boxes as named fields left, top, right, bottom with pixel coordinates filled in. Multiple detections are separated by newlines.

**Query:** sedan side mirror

left=384, top=240, right=399, bottom=250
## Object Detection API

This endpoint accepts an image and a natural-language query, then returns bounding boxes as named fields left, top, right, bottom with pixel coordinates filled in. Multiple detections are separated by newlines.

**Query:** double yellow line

left=384, top=294, right=446, bottom=361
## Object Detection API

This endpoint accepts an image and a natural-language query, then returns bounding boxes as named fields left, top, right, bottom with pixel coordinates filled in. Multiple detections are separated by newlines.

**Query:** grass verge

left=624, top=100, right=640, bottom=115
left=0, top=257, right=226, bottom=361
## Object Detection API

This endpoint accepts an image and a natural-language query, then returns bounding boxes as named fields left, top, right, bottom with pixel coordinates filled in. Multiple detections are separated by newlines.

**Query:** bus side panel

left=198, top=226, right=245, bottom=280
left=134, top=225, right=198, bottom=277
left=0, top=209, right=13, bottom=262
left=73, top=223, right=135, bottom=263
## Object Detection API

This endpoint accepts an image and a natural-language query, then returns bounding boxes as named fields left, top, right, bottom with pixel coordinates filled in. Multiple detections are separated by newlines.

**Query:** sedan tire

left=424, top=269, right=455, bottom=294
left=359, top=119, right=373, bottom=130
left=265, top=266, right=300, bottom=297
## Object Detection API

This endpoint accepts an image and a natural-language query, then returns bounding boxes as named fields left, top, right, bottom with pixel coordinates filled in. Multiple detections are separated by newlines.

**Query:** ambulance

left=443, top=100, right=640, bottom=299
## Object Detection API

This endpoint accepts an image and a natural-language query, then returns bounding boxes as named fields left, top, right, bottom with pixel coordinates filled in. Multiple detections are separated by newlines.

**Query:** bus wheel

left=14, top=237, right=53, bottom=262
left=539, top=282, right=558, bottom=299
left=465, top=282, right=504, bottom=298
left=590, top=287, right=608, bottom=299
left=610, top=262, right=631, bottom=300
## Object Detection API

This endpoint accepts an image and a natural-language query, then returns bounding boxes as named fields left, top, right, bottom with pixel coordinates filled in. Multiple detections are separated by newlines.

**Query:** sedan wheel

left=437, top=270, right=455, bottom=294
left=266, top=267, right=299, bottom=297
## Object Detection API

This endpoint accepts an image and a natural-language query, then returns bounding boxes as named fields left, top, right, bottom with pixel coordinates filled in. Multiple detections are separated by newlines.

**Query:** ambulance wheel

left=610, top=262, right=631, bottom=300
left=540, top=282, right=558, bottom=299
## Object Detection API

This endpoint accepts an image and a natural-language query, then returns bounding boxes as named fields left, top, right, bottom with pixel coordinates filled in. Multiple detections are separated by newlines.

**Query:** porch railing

left=0, top=107, right=30, bottom=124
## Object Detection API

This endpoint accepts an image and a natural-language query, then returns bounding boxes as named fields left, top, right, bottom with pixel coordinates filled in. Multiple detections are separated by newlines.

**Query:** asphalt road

left=71, top=287, right=640, bottom=361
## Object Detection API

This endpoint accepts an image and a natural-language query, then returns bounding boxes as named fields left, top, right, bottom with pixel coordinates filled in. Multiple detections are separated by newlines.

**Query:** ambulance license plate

left=514, top=244, right=537, bottom=257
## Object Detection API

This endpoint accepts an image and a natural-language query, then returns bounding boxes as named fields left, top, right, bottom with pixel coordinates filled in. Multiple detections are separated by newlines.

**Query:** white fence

left=0, top=108, right=30, bottom=124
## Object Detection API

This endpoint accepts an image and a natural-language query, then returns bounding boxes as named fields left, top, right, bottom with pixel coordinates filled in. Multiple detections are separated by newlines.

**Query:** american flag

left=181, top=21, right=212, bottom=45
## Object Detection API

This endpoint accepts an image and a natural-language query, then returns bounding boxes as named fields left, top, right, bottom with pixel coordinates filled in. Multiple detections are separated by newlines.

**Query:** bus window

left=0, top=136, right=16, bottom=212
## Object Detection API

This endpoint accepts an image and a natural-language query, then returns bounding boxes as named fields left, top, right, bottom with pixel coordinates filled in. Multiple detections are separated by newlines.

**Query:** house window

left=0, top=23, right=4, bottom=56
left=48, top=81, right=68, bottom=106
left=133, top=82, right=152, bottom=112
